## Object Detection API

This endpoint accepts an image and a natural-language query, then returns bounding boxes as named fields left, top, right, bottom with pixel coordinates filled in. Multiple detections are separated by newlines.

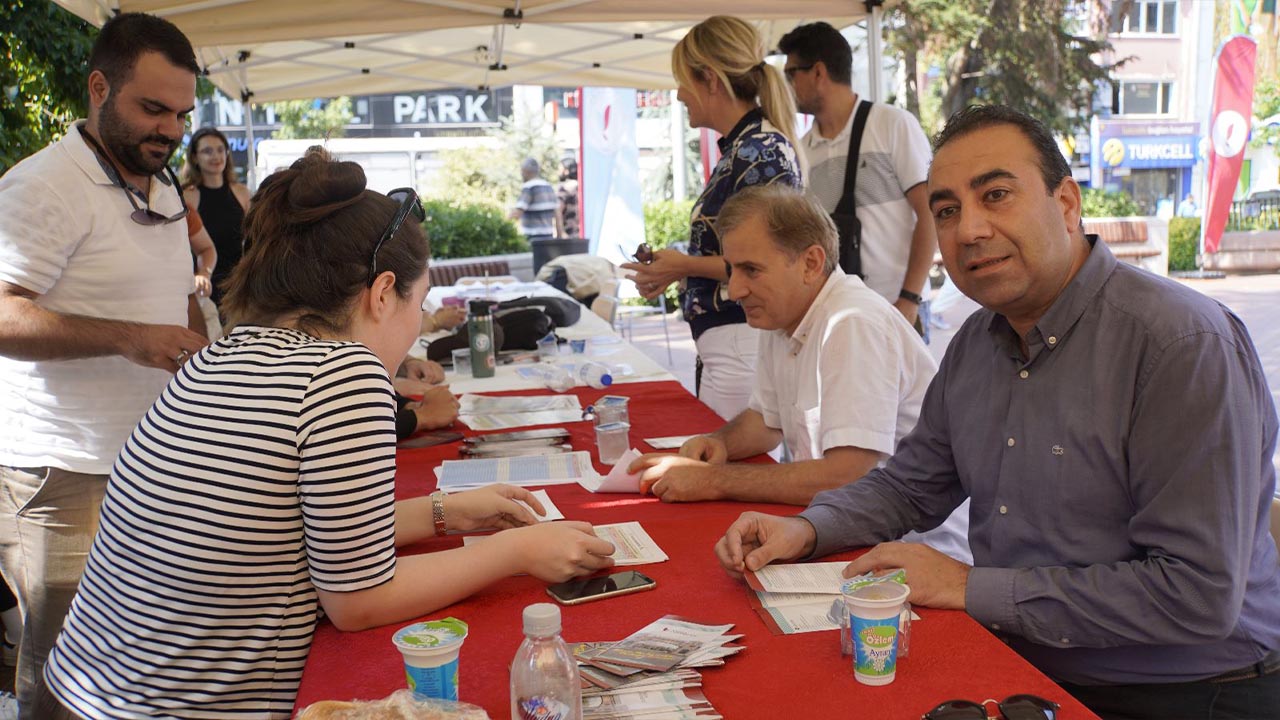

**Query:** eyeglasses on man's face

left=368, top=187, right=426, bottom=286
left=783, top=63, right=816, bottom=82
left=923, top=694, right=1058, bottom=720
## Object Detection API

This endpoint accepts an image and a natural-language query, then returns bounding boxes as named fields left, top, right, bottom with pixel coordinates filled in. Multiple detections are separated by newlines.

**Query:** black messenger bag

left=830, top=100, right=872, bottom=278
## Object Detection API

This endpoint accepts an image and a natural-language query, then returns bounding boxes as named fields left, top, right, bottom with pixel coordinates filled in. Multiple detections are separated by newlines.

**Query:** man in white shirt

left=0, top=13, right=206, bottom=717
left=779, top=22, right=937, bottom=338
left=628, top=185, right=969, bottom=562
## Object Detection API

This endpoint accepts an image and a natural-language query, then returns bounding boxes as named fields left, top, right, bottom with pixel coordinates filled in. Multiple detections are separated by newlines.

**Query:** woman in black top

left=182, top=127, right=251, bottom=307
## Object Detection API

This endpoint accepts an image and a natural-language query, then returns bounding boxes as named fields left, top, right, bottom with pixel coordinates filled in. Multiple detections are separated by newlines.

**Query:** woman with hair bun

left=623, top=15, right=802, bottom=421
left=45, top=152, right=616, bottom=719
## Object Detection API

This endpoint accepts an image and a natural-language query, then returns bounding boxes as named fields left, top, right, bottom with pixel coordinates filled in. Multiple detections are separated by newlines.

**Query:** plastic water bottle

left=510, top=603, right=581, bottom=720
left=575, top=361, right=613, bottom=389
left=526, top=364, right=575, bottom=393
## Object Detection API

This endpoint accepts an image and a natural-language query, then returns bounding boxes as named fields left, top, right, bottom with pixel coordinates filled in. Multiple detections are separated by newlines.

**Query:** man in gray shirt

left=715, top=105, right=1280, bottom=719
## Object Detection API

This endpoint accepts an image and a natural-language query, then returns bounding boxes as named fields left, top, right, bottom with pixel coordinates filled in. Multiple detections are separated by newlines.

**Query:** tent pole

left=243, top=93, right=257, bottom=190
left=671, top=90, right=686, bottom=200
left=865, top=1, right=885, bottom=102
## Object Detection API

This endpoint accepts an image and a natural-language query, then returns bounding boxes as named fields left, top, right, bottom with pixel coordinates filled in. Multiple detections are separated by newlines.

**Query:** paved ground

left=625, top=272, right=1280, bottom=473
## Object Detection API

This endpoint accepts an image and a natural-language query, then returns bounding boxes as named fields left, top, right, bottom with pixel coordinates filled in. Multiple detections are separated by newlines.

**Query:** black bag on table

left=830, top=100, right=872, bottom=279
left=496, top=295, right=582, bottom=328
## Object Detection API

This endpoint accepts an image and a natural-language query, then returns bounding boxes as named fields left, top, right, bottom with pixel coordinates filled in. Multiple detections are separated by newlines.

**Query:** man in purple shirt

left=715, top=105, right=1280, bottom=719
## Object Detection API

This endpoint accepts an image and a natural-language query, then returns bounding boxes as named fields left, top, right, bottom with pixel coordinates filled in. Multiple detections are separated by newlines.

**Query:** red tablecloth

left=294, top=381, right=1098, bottom=719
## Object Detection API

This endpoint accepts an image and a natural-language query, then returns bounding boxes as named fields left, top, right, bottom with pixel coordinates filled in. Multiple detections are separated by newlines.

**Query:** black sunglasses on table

left=923, top=694, right=1058, bottom=720
left=78, top=126, right=188, bottom=227
left=368, top=186, right=426, bottom=286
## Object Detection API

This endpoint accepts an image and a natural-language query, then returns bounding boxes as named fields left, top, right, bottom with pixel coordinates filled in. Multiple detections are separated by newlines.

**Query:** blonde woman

left=623, top=15, right=802, bottom=421
left=182, top=127, right=251, bottom=306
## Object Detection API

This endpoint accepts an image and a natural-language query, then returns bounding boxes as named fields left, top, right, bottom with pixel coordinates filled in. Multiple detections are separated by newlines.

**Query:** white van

left=254, top=136, right=499, bottom=194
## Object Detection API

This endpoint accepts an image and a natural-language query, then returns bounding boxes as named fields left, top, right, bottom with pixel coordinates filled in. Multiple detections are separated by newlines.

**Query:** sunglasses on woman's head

left=923, top=695, right=1058, bottom=720
left=367, top=187, right=426, bottom=286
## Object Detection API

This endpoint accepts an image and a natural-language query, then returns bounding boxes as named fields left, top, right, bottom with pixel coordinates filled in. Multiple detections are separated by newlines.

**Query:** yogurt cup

left=843, top=582, right=910, bottom=686
left=392, top=617, right=468, bottom=701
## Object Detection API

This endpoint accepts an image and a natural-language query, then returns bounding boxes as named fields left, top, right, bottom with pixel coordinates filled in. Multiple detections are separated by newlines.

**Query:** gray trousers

left=0, top=466, right=107, bottom=720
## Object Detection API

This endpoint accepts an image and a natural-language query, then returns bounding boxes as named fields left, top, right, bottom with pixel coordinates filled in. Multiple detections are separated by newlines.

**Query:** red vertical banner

left=1203, top=36, right=1257, bottom=254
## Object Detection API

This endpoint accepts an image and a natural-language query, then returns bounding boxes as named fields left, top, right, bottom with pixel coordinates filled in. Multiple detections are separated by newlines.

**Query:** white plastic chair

left=614, top=276, right=673, bottom=366
left=590, top=294, right=619, bottom=326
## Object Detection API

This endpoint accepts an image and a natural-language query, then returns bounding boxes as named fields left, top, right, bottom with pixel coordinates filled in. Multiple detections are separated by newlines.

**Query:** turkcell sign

left=1119, top=135, right=1198, bottom=168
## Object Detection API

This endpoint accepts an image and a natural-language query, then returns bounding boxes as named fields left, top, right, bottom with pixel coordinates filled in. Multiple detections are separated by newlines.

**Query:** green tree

left=267, top=97, right=354, bottom=140
left=0, top=1, right=95, bottom=174
left=1250, top=76, right=1280, bottom=156
left=425, top=114, right=562, bottom=210
left=887, top=0, right=1123, bottom=137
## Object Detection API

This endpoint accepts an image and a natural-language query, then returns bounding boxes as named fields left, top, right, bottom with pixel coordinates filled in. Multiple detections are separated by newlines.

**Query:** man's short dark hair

left=89, top=12, right=199, bottom=88
left=777, top=22, right=852, bottom=86
left=933, top=105, right=1071, bottom=194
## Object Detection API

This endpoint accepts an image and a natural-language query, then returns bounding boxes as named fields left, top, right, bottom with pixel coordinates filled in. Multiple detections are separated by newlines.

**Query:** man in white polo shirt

left=629, top=185, right=969, bottom=562
left=0, top=13, right=206, bottom=717
left=779, top=22, right=937, bottom=339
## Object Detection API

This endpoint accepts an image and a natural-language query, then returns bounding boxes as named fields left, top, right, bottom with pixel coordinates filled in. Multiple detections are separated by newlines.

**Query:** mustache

left=143, top=135, right=177, bottom=150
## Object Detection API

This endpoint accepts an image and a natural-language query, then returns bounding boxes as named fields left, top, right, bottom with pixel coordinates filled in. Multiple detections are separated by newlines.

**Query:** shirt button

left=1007, top=437, right=1016, bottom=447
left=1047, top=336, right=1058, bottom=345
left=992, top=623, right=1001, bottom=630
left=1019, top=370, right=1029, bottom=379
left=999, top=505, right=1008, bottom=515
left=1061, top=637, right=1070, bottom=644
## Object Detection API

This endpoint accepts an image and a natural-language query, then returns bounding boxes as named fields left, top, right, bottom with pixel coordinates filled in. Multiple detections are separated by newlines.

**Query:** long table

left=293, top=380, right=1099, bottom=719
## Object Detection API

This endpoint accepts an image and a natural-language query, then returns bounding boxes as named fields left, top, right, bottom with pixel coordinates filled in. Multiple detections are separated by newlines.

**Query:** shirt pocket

left=784, top=404, right=823, bottom=462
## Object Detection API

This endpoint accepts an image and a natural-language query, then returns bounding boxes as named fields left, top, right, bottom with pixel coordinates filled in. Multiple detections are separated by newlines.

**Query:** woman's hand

left=407, top=385, right=459, bottom=431
left=432, top=306, right=467, bottom=331
left=402, top=357, right=446, bottom=384
left=444, top=484, right=545, bottom=532
left=622, top=248, right=688, bottom=300
left=496, top=522, right=617, bottom=583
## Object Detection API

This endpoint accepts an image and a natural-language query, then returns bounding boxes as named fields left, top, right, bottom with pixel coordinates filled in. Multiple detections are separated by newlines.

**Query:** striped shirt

left=515, top=177, right=557, bottom=238
left=45, top=326, right=399, bottom=719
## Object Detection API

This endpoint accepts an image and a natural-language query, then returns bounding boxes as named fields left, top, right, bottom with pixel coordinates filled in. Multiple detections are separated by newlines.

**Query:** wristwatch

left=430, top=491, right=447, bottom=534
left=898, top=288, right=923, bottom=305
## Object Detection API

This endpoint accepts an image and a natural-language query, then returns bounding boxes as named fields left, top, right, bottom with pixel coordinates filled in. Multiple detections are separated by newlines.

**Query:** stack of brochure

left=571, top=616, right=744, bottom=719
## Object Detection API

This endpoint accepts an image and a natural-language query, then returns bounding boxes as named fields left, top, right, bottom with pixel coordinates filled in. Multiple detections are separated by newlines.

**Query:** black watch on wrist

left=898, top=288, right=923, bottom=305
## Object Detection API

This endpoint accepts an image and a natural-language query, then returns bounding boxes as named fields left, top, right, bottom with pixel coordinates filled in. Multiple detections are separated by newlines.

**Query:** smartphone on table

left=546, top=571, right=657, bottom=606
left=466, top=428, right=571, bottom=444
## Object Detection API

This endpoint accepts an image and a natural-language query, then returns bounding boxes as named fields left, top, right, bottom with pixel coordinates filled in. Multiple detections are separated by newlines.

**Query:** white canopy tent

left=53, top=1, right=892, bottom=185
left=52, top=1, right=889, bottom=102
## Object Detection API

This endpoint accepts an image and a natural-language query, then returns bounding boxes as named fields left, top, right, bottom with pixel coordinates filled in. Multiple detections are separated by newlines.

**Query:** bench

left=1083, top=218, right=1161, bottom=261
left=428, top=258, right=511, bottom=287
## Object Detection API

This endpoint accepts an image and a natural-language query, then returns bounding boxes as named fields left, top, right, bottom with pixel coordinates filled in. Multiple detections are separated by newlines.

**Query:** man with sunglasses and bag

left=0, top=13, right=206, bottom=717
left=779, top=21, right=936, bottom=339
left=716, top=105, right=1280, bottom=719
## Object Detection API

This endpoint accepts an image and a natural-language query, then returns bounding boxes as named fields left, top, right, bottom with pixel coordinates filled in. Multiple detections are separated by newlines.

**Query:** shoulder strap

left=833, top=100, right=872, bottom=216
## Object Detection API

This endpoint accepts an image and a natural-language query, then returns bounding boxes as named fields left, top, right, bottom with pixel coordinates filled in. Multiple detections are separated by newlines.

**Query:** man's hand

left=629, top=453, right=720, bottom=502
left=121, top=323, right=209, bottom=373
left=407, top=385, right=459, bottom=431
left=621, top=249, right=686, bottom=300
left=679, top=435, right=728, bottom=464
left=402, top=357, right=446, bottom=384
left=715, top=512, right=817, bottom=579
left=842, top=542, right=970, bottom=610
left=892, top=298, right=920, bottom=326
